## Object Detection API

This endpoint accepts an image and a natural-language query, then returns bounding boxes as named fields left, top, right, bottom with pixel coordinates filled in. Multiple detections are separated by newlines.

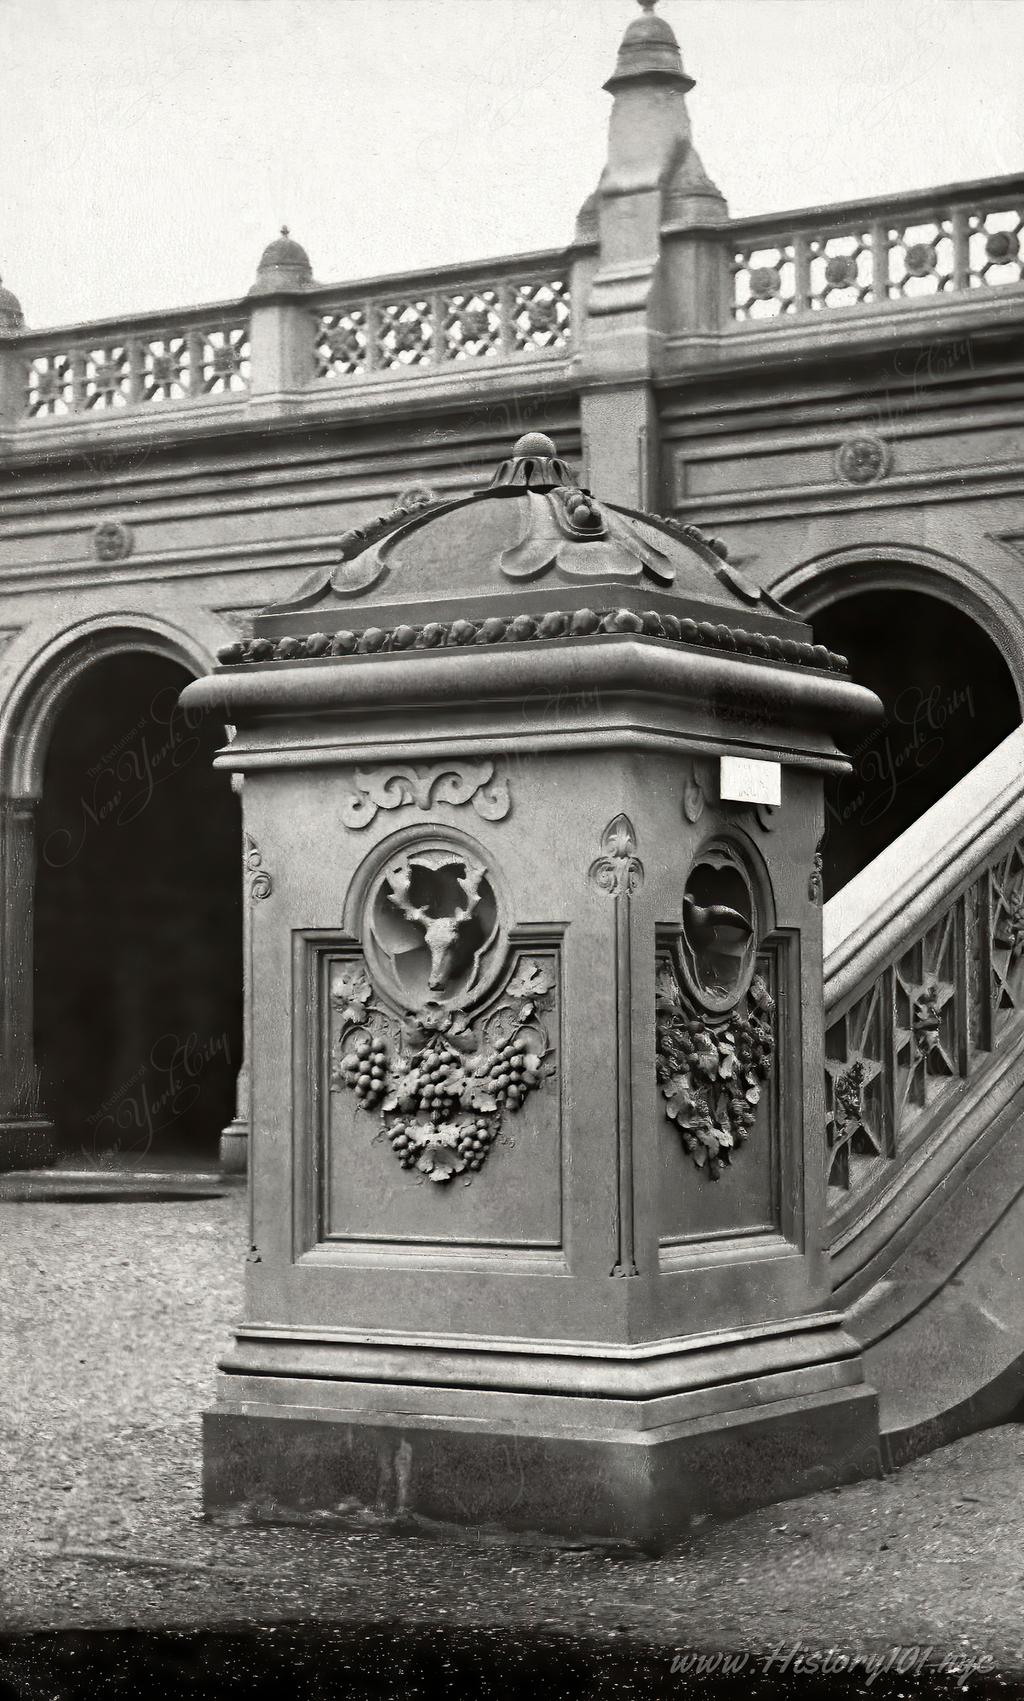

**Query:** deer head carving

left=385, top=858, right=488, bottom=993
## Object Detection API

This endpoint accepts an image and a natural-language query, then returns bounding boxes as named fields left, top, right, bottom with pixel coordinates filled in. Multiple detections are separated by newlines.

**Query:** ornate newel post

left=575, top=2, right=729, bottom=507
left=184, top=431, right=883, bottom=1546
left=246, top=228, right=317, bottom=398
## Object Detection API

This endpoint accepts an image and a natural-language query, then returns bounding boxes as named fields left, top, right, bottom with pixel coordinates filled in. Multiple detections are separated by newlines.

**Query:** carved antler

left=386, top=865, right=431, bottom=929
left=454, top=863, right=486, bottom=923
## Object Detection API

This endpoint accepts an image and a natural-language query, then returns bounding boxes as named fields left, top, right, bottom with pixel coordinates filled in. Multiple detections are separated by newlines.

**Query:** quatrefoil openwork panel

left=894, top=912, right=959, bottom=1123
left=825, top=982, right=889, bottom=1196
left=991, top=840, right=1024, bottom=1027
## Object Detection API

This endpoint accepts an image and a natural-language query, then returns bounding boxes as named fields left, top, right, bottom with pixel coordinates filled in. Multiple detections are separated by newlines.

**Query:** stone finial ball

left=513, top=431, right=558, bottom=458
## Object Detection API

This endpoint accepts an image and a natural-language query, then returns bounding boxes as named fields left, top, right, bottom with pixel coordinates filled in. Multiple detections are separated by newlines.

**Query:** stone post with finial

left=0, top=272, right=27, bottom=427
left=575, top=0, right=729, bottom=509
left=247, top=227, right=318, bottom=398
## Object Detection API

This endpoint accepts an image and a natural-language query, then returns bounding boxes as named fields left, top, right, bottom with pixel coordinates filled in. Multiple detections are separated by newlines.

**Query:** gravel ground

left=0, top=1189, right=1021, bottom=1694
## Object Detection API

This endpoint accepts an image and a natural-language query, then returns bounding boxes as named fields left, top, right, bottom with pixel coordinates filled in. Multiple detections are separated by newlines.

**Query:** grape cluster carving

left=331, top=959, right=554, bottom=1184
left=656, top=962, right=775, bottom=1179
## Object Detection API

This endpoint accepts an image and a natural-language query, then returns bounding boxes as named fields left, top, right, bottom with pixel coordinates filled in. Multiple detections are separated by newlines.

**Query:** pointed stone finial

left=605, top=0, right=694, bottom=94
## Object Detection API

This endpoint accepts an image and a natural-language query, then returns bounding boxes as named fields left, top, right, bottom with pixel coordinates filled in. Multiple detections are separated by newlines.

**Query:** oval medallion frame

left=679, top=840, right=759, bottom=1016
left=351, top=827, right=509, bottom=1015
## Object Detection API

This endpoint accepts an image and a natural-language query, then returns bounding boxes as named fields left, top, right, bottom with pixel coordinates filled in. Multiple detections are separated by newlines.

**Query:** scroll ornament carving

left=340, top=762, right=510, bottom=830
left=331, top=956, right=556, bottom=1184
left=656, top=958, right=775, bottom=1179
left=588, top=814, right=644, bottom=897
left=244, top=832, right=273, bottom=900
left=683, top=766, right=706, bottom=824
left=682, top=761, right=778, bottom=833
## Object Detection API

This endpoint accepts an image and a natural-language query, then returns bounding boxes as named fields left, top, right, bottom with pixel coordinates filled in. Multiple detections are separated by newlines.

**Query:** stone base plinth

left=219, top=1125, right=248, bottom=1175
left=203, top=1374, right=881, bottom=1550
left=0, top=1117, right=58, bottom=1173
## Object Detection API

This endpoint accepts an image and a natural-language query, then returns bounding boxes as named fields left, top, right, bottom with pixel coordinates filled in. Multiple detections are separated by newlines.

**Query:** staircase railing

left=823, top=724, right=1024, bottom=1301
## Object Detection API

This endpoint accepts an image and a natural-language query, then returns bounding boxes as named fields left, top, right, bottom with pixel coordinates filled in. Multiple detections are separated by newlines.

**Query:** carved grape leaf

left=507, top=961, right=556, bottom=1002
left=331, top=966, right=373, bottom=1026
left=465, top=1079, right=499, bottom=1113
left=481, top=1006, right=521, bottom=1051
left=383, top=1067, right=421, bottom=1114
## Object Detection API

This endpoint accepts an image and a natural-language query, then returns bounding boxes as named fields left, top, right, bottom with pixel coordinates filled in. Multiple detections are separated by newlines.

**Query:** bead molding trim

left=217, top=608, right=849, bottom=675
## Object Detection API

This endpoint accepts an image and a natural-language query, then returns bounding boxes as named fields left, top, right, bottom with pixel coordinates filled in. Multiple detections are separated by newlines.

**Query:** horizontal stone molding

left=183, top=635, right=880, bottom=753
left=215, top=608, right=850, bottom=675
left=220, top=1314, right=861, bottom=1402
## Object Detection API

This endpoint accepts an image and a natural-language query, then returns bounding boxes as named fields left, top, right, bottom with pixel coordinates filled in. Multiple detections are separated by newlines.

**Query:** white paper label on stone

left=719, top=756, right=782, bottom=806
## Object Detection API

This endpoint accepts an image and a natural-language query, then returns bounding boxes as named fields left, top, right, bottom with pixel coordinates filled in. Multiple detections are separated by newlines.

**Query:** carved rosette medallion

left=92, top=520, right=134, bottom=563
left=340, top=761, right=510, bottom=830
left=836, top=434, right=890, bottom=486
left=330, top=836, right=555, bottom=1184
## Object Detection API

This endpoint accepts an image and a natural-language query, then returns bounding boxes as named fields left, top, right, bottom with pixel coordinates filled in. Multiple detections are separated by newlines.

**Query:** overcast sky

left=2, top=0, right=1021, bottom=329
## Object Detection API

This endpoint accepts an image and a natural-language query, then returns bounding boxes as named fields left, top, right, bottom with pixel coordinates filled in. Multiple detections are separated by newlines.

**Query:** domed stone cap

left=0, top=275, right=25, bottom=335
left=217, top=431, right=848, bottom=677
left=605, top=0, right=695, bottom=95
left=249, top=226, right=313, bottom=295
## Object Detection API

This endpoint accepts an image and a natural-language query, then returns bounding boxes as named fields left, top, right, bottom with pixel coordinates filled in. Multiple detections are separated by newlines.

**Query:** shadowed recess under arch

left=33, top=652, right=241, bottom=1165
left=811, top=587, right=1021, bottom=897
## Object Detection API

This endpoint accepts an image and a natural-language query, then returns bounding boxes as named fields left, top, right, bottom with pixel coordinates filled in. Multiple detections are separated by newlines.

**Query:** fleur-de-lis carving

left=588, top=814, right=644, bottom=898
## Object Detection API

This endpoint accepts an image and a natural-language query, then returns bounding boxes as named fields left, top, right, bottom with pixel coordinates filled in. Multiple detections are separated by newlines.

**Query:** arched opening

left=811, top=588, right=1021, bottom=897
left=33, top=652, right=241, bottom=1168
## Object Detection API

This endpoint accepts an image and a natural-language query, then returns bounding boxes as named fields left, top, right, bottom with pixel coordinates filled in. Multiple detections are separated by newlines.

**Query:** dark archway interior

left=34, top=653, right=241, bottom=1167
left=812, top=587, right=1021, bottom=898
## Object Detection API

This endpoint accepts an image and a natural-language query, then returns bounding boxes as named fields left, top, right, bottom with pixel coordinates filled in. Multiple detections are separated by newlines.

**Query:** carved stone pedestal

left=185, top=432, right=883, bottom=1546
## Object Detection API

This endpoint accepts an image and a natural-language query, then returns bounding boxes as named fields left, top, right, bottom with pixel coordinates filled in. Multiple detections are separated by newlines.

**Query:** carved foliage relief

left=329, top=835, right=556, bottom=1184
left=657, top=843, right=776, bottom=1178
left=656, top=956, right=775, bottom=1179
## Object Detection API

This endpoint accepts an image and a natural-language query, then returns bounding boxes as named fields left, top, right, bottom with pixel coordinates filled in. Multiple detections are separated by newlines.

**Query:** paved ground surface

left=0, top=1186, right=1022, bottom=1695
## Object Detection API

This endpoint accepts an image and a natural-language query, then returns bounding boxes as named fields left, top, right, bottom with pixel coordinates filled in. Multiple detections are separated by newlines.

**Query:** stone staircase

left=823, top=725, right=1024, bottom=1461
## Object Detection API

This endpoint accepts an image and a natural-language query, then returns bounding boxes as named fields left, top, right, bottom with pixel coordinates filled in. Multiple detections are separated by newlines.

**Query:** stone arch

left=772, top=543, right=1024, bottom=711
left=0, top=613, right=241, bottom=1170
left=1, top=613, right=216, bottom=803
left=771, top=546, right=1024, bottom=895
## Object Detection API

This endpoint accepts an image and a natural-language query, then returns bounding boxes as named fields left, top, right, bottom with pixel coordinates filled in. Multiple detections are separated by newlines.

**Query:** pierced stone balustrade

left=823, top=725, right=1024, bottom=1302
left=309, top=253, right=574, bottom=382
left=729, top=173, right=1024, bottom=326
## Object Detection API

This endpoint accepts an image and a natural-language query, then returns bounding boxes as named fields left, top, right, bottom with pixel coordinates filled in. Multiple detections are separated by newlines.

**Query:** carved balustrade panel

left=23, top=317, right=250, bottom=418
left=825, top=831, right=1024, bottom=1221
left=731, top=240, right=796, bottom=321
left=731, top=184, right=1024, bottom=324
left=311, top=269, right=570, bottom=382
left=887, top=216, right=955, bottom=299
left=968, top=206, right=1024, bottom=288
